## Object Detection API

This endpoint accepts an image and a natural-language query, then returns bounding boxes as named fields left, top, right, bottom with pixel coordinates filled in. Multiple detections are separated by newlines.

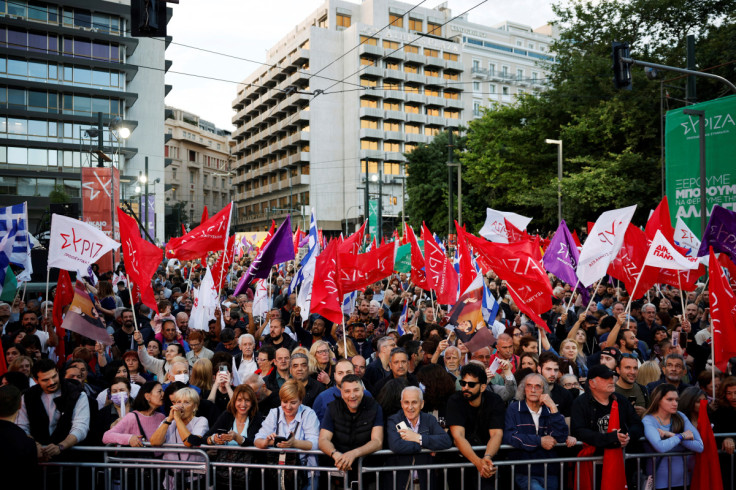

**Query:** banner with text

left=81, top=167, right=120, bottom=272
left=665, top=95, right=736, bottom=235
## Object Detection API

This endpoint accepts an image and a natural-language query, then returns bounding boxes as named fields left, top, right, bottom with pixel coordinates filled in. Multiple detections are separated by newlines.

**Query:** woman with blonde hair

left=637, top=361, right=662, bottom=386
left=559, top=339, right=587, bottom=380
left=309, top=340, right=335, bottom=387
left=190, top=358, right=213, bottom=393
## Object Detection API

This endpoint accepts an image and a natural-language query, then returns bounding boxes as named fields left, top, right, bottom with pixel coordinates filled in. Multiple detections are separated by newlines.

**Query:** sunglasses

left=458, top=380, right=480, bottom=388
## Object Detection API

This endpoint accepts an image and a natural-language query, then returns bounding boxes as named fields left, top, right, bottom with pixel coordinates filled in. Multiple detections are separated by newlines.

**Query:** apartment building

left=231, top=0, right=556, bottom=235
left=164, top=106, right=233, bottom=238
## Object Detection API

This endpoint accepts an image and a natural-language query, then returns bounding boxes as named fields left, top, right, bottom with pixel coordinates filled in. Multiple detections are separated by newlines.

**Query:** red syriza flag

left=405, top=224, right=428, bottom=289
left=338, top=221, right=366, bottom=255
left=338, top=240, right=395, bottom=293
left=166, top=203, right=232, bottom=261
left=212, top=235, right=236, bottom=291
left=117, top=208, right=162, bottom=313
left=466, top=233, right=553, bottom=331
left=310, top=239, right=343, bottom=324
left=709, top=248, right=736, bottom=372
left=422, top=223, right=458, bottom=304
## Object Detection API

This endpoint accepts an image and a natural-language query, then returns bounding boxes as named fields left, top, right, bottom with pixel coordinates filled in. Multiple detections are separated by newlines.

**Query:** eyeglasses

left=458, top=380, right=480, bottom=388
left=526, top=384, right=544, bottom=391
left=316, top=349, right=330, bottom=355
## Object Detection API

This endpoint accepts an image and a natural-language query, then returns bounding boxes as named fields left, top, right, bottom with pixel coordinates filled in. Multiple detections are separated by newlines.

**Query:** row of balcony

left=233, top=47, right=311, bottom=108
left=243, top=151, right=310, bottom=178
left=470, top=67, right=546, bottom=86
left=361, top=67, right=462, bottom=86
left=357, top=44, right=463, bottom=72
left=241, top=174, right=310, bottom=200
left=234, top=69, right=312, bottom=126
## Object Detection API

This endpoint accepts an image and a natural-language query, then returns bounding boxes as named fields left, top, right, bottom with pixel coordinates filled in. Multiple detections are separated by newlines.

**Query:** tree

left=458, top=0, right=735, bottom=234
left=49, top=184, right=71, bottom=204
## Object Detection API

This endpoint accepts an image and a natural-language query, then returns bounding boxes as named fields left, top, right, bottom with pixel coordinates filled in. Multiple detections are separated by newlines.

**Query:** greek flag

left=288, top=209, right=319, bottom=295
left=0, top=203, right=33, bottom=281
left=396, top=299, right=409, bottom=336
left=472, top=257, right=499, bottom=324
left=342, top=290, right=357, bottom=316
left=0, top=221, right=19, bottom=297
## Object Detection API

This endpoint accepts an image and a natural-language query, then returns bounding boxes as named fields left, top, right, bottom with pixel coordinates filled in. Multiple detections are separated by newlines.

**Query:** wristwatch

left=58, top=444, right=65, bottom=452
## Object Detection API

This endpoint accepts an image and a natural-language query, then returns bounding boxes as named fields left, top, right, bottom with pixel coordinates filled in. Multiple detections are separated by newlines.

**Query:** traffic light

left=611, top=42, right=632, bottom=90
left=131, top=0, right=167, bottom=37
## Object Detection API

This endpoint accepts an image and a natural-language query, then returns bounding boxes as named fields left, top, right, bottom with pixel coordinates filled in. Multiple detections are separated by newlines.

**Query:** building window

left=473, top=81, right=480, bottom=92
left=384, top=101, right=400, bottom=111
left=360, top=98, right=379, bottom=108
left=360, top=78, right=378, bottom=87
left=425, top=68, right=439, bottom=78
left=443, top=52, right=458, bottom=61
left=424, top=48, right=439, bottom=58
left=383, top=40, right=399, bottom=50
left=502, top=86, right=509, bottom=95
left=189, top=172, right=194, bottom=183
left=404, top=104, right=420, bottom=114
left=502, top=66, right=509, bottom=77
left=517, top=68, right=524, bottom=80
left=489, top=63, right=496, bottom=76
left=424, top=127, right=440, bottom=136
left=404, top=45, right=419, bottom=54
left=361, top=160, right=379, bottom=173
left=426, top=107, right=440, bottom=117
left=360, top=119, right=379, bottom=129
left=405, top=143, right=417, bottom=152
left=385, top=142, right=400, bottom=152
left=360, top=140, right=380, bottom=150
left=427, top=22, right=441, bottom=36
left=472, top=59, right=480, bottom=70
left=172, top=168, right=177, bottom=180
left=404, top=64, right=418, bottom=74
left=384, top=162, right=401, bottom=175
left=384, top=121, right=400, bottom=132
left=318, top=15, right=327, bottom=28
left=528, top=42, right=535, bottom=49
left=408, top=18, right=422, bottom=32
left=473, top=101, right=481, bottom=117
left=426, top=88, right=440, bottom=97
left=189, top=150, right=196, bottom=162
left=516, top=40, right=523, bottom=46
left=443, top=72, right=458, bottom=81
left=489, top=84, right=496, bottom=94
left=383, top=81, right=400, bottom=90
left=360, top=35, right=377, bottom=46
left=389, top=13, right=403, bottom=28
left=336, top=13, right=351, bottom=28
left=446, top=109, right=459, bottom=119
left=384, top=61, right=399, bottom=70
left=405, top=123, right=420, bottom=134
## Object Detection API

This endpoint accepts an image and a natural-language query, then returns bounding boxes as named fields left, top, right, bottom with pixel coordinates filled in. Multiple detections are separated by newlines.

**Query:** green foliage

left=48, top=184, right=71, bottom=204
left=448, top=0, right=736, bottom=235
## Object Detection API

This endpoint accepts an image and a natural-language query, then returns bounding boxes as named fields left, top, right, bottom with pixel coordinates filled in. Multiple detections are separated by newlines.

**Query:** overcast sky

left=163, top=0, right=558, bottom=131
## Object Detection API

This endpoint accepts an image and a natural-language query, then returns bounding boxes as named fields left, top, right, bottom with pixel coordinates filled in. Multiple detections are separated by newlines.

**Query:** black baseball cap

left=600, top=346, right=622, bottom=363
left=588, top=364, right=616, bottom=380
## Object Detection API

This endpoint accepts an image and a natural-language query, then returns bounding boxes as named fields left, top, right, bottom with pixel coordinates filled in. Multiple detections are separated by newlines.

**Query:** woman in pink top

left=102, top=381, right=166, bottom=446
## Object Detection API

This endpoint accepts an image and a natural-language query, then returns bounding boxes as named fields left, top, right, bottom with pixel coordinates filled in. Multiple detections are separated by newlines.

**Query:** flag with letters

left=577, top=205, right=637, bottom=287
left=48, top=214, right=120, bottom=275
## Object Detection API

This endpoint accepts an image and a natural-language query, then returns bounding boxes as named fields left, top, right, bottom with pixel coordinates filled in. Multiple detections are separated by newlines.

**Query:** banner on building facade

left=81, top=167, right=120, bottom=272
left=665, top=95, right=736, bottom=235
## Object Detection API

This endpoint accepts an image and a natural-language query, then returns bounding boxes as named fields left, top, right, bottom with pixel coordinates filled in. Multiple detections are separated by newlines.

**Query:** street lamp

left=545, top=139, right=563, bottom=224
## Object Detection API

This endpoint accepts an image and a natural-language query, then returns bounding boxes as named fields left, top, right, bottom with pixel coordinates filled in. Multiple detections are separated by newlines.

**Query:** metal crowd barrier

left=38, top=436, right=736, bottom=490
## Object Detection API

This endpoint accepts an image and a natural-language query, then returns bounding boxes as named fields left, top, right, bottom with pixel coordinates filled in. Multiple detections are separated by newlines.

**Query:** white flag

left=252, top=279, right=269, bottom=319
left=674, top=216, right=701, bottom=255
left=577, top=205, right=637, bottom=287
left=189, top=267, right=219, bottom=331
left=644, top=230, right=701, bottom=271
left=48, top=214, right=120, bottom=274
left=478, top=208, right=532, bottom=243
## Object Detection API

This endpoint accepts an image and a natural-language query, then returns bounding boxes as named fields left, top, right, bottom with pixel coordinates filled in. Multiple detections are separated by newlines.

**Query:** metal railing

left=38, top=436, right=736, bottom=490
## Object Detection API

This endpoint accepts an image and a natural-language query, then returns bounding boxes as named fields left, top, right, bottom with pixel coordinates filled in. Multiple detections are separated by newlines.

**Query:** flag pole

left=44, top=268, right=50, bottom=321
left=565, top=280, right=579, bottom=312
left=677, top=274, right=686, bottom=314
left=342, top=316, right=348, bottom=360
left=586, top=278, right=603, bottom=315
left=20, top=281, right=28, bottom=303
left=125, top=273, right=139, bottom=332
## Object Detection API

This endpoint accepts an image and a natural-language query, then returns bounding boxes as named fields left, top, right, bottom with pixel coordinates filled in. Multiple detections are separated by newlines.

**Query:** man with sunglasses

left=446, top=363, right=505, bottom=489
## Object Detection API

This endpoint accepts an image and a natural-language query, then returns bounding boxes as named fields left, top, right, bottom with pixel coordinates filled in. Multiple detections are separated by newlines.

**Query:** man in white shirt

left=234, top=334, right=258, bottom=382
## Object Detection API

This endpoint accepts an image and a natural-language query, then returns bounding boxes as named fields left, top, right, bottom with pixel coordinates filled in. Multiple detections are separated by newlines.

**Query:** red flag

left=571, top=230, right=582, bottom=248
left=0, top=342, right=6, bottom=376
left=422, top=223, right=458, bottom=304
left=181, top=223, right=187, bottom=236
left=645, top=197, right=676, bottom=242
left=339, top=241, right=395, bottom=292
left=405, top=225, right=428, bottom=290
left=198, top=206, right=209, bottom=268
left=293, top=224, right=301, bottom=254
left=212, top=235, right=236, bottom=291
left=504, top=218, right=531, bottom=243
left=586, top=221, right=595, bottom=235
left=607, top=224, right=655, bottom=300
left=466, top=233, right=552, bottom=331
left=691, top=399, right=723, bottom=490
left=719, top=253, right=736, bottom=292
left=709, top=248, right=736, bottom=372
left=53, top=269, right=74, bottom=329
left=166, top=203, right=232, bottom=261
left=338, top=221, right=366, bottom=255
left=602, top=400, right=628, bottom=490
left=311, top=239, right=343, bottom=324
left=118, top=208, right=162, bottom=313
left=455, top=223, right=475, bottom=294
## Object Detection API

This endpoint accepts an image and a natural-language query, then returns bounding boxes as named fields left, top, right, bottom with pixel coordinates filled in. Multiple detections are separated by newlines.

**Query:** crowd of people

left=0, top=256, right=734, bottom=490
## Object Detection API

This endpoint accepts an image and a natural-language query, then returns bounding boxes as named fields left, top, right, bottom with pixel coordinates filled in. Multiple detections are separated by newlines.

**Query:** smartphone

left=219, top=365, right=228, bottom=373
left=215, top=428, right=229, bottom=435
left=273, top=436, right=288, bottom=444
left=628, top=396, right=637, bottom=405
left=671, top=333, right=679, bottom=347
left=395, top=421, right=408, bottom=431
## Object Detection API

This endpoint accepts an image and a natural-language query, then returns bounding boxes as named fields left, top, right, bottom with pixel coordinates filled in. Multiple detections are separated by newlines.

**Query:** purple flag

left=697, top=205, right=736, bottom=263
left=542, top=220, right=590, bottom=304
left=234, top=216, right=294, bottom=295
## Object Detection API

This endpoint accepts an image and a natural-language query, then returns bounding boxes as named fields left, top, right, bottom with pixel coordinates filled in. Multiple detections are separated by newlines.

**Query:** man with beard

left=175, top=312, right=190, bottom=340
left=21, top=311, right=56, bottom=355
left=112, top=308, right=153, bottom=354
left=646, top=353, right=692, bottom=394
left=446, top=363, right=505, bottom=489
left=372, top=348, right=419, bottom=396
left=294, top=314, right=334, bottom=348
left=357, top=299, right=371, bottom=323
left=348, top=323, right=372, bottom=359
left=261, top=318, right=297, bottom=351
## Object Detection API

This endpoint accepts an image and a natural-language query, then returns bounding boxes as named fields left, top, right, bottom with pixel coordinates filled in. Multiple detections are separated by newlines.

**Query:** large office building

left=164, top=106, right=234, bottom=238
left=231, top=0, right=556, bottom=235
left=0, top=0, right=170, bottom=242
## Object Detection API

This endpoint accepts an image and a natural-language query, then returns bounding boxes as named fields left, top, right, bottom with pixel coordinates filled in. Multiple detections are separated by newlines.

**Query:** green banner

left=368, top=199, right=378, bottom=238
left=394, top=240, right=423, bottom=273
left=665, top=94, right=736, bottom=234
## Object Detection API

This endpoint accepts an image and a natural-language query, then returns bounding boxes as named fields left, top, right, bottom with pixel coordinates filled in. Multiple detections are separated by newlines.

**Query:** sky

left=164, top=0, right=557, bottom=131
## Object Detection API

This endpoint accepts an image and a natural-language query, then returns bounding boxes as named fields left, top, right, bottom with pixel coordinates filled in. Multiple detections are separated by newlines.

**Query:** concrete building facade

left=230, top=0, right=556, bottom=235
left=0, top=0, right=170, bottom=243
left=164, top=106, right=233, bottom=238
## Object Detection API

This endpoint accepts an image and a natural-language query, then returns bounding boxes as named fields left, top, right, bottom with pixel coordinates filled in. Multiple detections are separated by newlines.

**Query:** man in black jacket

left=0, top=385, right=39, bottom=490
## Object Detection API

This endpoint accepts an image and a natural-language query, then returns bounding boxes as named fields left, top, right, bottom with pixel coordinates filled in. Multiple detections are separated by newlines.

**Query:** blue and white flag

left=289, top=209, right=320, bottom=295
left=472, top=256, right=499, bottom=324
left=0, top=221, right=19, bottom=297
left=433, top=233, right=446, bottom=254
left=0, top=203, right=32, bottom=280
left=342, top=290, right=357, bottom=316
left=396, top=299, right=409, bottom=336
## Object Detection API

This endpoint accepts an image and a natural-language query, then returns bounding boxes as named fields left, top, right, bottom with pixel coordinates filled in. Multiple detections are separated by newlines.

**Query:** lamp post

left=545, top=139, right=563, bottom=223
left=682, top=109, right=707, bottom=236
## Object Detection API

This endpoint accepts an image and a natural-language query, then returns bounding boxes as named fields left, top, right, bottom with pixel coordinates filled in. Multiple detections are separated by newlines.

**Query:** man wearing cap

left=571, top=364, right=642, bottom=453
left=597, top=346, right=621, bottom=371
